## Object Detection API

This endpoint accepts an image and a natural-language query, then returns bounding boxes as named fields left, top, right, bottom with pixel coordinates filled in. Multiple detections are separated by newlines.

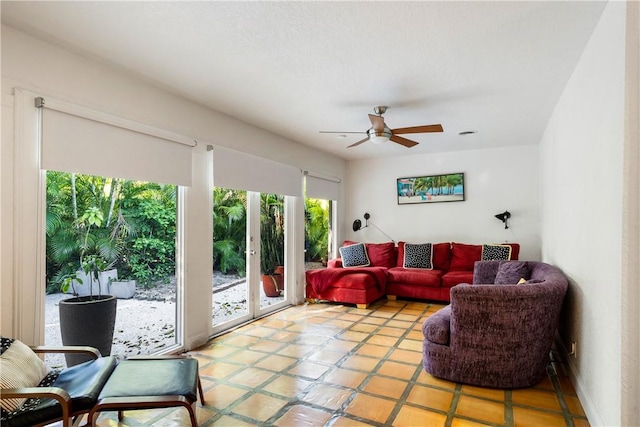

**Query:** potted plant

left=59, top=255, right=118, bottom=366
left=58, top=207, right=118, bottom=366
left=108, top=268, right=137, bottom=299
left=260, top=195, right=285, bottom=297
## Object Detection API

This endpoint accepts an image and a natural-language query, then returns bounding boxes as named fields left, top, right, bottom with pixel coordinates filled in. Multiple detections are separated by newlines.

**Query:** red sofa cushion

left=342, top=240, right=396, bottom=268
left=397, top=242, right=451, bottom=270
left=306, top=268, right=386, bottom=291
left=387, top=267, right=442, bottom=287
left=442, top=271, right=474, bottom=288
left=450, top=243, right=521, bottom=271
left=449, top=243, right=482, bottom=271
left=506, top=243, right=520, bottom=260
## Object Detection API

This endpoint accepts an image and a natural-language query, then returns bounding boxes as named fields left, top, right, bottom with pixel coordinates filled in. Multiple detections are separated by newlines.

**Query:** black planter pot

left=59, top=295, right=117, bottom=366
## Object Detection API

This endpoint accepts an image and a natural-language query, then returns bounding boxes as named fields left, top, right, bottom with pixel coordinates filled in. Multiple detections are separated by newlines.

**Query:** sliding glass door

left=45, top=171, right=179, bottom=367
left=212, top=190, right=289, bottom=334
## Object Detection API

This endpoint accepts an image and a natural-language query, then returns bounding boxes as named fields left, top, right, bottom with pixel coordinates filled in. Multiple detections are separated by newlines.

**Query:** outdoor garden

left=44, top=171, right=330, bottom=365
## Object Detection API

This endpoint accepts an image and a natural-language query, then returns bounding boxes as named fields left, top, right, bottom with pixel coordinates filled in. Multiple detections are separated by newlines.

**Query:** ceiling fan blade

left=392, top=124, right=443, bottom=134
left=319, top=131, right=367, bottom=134
left=368, top=114, right=385, bottom=132
left=390, top=134, right=419, bottom=148
left=347, top=137, right=369, bottom=148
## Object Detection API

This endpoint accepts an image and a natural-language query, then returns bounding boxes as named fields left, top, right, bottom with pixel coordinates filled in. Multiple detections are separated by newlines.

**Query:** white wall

left=540, top=2, right=626, bottom=425
left=0, top=25, right=346, bottom=348
left=344, top=145, right=540, bottom=260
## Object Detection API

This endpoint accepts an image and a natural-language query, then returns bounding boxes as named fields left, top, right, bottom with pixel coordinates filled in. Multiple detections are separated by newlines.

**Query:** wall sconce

left=352, top=213, right=370, bottom=232
left=352, top=213, right=395, bottom=243
left=494, top=210, right=511, bottom=229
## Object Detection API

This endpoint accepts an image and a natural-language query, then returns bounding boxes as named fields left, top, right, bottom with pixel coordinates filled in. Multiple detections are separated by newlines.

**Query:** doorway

left=211, top=190, right=289, bottom=334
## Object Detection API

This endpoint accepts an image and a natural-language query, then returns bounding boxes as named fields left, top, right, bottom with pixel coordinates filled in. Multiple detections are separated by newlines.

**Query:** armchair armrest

left=31, top=345, right=101, bottom=359
left=1, top=387, right=72, bottom=425
left=422, top=305, right=451, bottom=345
left=1, top=386, right=71, bottom=403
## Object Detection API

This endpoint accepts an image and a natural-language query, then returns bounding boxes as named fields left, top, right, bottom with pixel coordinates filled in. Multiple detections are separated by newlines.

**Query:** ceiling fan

left=320, top=106, right=443, bottom=148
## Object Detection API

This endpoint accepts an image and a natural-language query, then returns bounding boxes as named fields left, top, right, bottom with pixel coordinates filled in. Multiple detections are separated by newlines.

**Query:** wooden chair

left=1, top=338, right=116, bottom=427
left=1, top=338, right=204, bottom=427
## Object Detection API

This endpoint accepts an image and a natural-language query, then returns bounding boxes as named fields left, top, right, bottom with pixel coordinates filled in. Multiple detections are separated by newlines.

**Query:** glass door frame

left=249, top=192, right=291, bottom=318
left=211, top=191, right=291, bottom=335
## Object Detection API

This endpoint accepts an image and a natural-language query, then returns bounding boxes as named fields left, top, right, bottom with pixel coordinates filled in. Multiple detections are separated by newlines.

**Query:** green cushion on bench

left=98, top=359, right=199, bottom=403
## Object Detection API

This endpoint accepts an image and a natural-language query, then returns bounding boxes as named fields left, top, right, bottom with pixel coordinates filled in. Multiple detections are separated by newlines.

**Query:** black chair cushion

left=99, top=359, right=198, bottom=403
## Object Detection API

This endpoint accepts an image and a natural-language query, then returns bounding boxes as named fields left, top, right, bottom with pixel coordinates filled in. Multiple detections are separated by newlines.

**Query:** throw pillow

left=339, top=243, right=370, bottom=268
left=495, top=261, right=530, bottom=284
left=403, top=243, right=433, bottom=269
left=481, top=244, right=512, bottom=261
left=0, top=338, right=50, bottom=412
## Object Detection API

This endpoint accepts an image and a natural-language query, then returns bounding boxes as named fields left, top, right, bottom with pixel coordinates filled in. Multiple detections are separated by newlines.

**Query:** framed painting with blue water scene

left=397, top=173, right=465, bottom=205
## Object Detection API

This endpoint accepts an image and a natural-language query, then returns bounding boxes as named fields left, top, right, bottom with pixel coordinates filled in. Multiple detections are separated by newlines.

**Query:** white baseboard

left=184, top=331, right=210, bottom=352
left=555, top=335, right=605, bottom=426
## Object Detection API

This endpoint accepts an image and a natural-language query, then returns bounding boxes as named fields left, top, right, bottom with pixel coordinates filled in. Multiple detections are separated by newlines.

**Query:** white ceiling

left=1, top=1, right=607, bottom=160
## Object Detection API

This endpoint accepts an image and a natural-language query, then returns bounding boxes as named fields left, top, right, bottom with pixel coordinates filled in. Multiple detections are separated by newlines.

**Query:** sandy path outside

left=44, top=273, right=287, bottom=368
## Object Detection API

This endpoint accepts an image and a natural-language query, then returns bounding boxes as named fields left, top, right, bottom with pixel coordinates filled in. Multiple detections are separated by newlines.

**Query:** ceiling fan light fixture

left=367, top=128, right=392, bottom=144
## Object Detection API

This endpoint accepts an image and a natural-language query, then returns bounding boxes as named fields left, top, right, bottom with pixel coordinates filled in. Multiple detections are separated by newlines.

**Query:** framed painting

left=397, top=172, right=465, bottom=205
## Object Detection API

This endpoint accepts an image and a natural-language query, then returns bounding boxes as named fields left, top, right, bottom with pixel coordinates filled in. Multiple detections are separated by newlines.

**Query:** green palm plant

left=260, top=193, right=284, bottom=275
left=46, top=172, right=133, bottom=294
left=305, top=198, right=329, bottom=262
left=213, top=188, right=247, bottom=275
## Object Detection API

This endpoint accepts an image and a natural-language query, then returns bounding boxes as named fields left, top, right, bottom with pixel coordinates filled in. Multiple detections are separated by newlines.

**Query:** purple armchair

left=422, top=261, right=568, bottom=388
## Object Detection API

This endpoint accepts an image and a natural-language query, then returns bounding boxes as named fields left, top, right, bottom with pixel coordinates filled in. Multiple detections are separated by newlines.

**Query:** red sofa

left=305, top=241, right=520, bottom=308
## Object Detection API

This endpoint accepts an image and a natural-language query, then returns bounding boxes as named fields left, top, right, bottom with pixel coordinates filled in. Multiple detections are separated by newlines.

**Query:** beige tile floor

left=70, top=299, right=589, bottom=426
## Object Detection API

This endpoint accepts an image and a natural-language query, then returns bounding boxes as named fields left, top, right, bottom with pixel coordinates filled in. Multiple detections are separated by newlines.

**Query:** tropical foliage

left=260, top=193, right=285, bottom=275
left=212, top=190, right=331, bottom=275
left=212, top=188, right=247, bottom=275
left=46, top=171, right=176, bottom=293
left=47, top=174, right=332, bottom=294
left=305, top=198, right=330, bottom=262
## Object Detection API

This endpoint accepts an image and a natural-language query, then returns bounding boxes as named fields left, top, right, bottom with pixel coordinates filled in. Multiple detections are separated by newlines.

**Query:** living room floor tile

left=344, top=393, right=396, bottom=423
left=456, top=395, right=505, bottom=425
left=273, top=404, right=333, bottom=426
left=406, top=384, right=454, bottom=411
left=362, top=376, right=409, bottom=399
left=230, top=392, right=288, bottom=422
left=140, top=299, right=592, bottom=427
left=392, top=405, right=448, bottom=426
left=260, top=374, right=312, bottom=398
left=301, top=383, right=352, bottom=410
left=340, top=354, right=381, bottom=371
left=377, top=359, right=419, bottom=380
left=323, top=367, right=368, bottom=389
left=354, top=343, right=390, bottom=358
left=513, top=406, right=568, bottom=426
left=460, top=384, right=506, bottom=401
left=512, top=387, right=562, bottom=411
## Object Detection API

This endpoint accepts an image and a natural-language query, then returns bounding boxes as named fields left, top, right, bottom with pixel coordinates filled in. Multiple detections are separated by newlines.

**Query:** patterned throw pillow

left=339, top=243, right=370, bottom=268
left=0, top=337, right=50, bottom=412
left=403, top=243, right=433, bottom=269
left=481, top=244, right=512, bottom=261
